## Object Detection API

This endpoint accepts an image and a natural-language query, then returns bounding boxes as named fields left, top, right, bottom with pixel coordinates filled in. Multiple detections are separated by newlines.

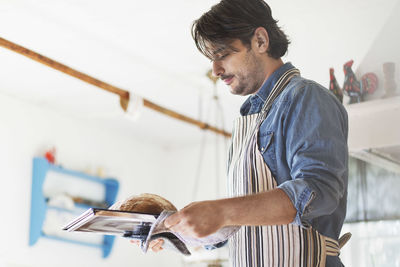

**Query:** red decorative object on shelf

left=342, top=60, right=378, bottom=104
left=44, top=148, right=56, bottom=164
left=343, top=60, right=362, bottom=104
left=329, top=68, right=343, bottom=103
left=361, top=72, right=378, bottom=95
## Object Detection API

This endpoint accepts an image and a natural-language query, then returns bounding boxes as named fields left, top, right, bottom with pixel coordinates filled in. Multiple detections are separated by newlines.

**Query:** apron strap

left=236, top=68, right=301, bottom=149
left=324, top=235, right=341, bottom=256
left=324, top=232, right=352, bottom=256
left=338, top=232, right=352, bottom=249
left=256, top=68, right=300, bottom=126
left=262, top=68, right=300, bottom=112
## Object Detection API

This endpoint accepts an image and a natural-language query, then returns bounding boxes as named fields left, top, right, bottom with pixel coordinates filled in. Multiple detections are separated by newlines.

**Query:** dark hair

left=191, top=0, right=290, bottom=60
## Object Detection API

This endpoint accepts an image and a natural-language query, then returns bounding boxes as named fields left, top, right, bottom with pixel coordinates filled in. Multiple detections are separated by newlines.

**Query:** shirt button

left=261, top=147, right=265, bottom=151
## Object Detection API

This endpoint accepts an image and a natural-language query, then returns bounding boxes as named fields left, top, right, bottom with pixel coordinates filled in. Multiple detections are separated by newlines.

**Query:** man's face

left=210, top=39, right=265, bottom=96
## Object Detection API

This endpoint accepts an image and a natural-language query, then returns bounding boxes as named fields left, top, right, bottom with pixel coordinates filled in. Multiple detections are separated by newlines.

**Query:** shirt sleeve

left=277, top=81, right=348, bottom=228
left=204, top=240, right=228, bottom=250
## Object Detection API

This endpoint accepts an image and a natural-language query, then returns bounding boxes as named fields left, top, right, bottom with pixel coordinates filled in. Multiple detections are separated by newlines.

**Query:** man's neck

left=262, top=58, right=284, bottom=85
left=252, top=58, right=284, bottom=96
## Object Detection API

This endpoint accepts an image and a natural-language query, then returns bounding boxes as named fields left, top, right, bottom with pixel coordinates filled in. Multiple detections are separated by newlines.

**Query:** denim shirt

left=240, top=63, right=348, bottom=245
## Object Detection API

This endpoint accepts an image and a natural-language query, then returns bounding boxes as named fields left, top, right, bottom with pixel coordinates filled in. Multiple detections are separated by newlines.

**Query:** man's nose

left=212, top=61, right=224, bottom=77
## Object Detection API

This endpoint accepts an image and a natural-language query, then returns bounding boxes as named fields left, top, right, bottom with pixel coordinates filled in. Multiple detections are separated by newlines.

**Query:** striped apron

left=227, top=68, right=340, bottom=267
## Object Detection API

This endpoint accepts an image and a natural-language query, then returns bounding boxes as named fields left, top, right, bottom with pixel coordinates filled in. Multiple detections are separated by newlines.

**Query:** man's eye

left=216, top=53, right=229, bottom=61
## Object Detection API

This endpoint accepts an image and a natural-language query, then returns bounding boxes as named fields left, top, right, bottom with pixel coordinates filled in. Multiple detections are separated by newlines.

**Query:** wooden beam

left=0, top=37, right=231, bottom=138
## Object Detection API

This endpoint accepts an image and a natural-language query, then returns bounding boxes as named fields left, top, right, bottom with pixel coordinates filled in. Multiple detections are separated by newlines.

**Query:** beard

left=228, top=50, right=265, bottom=96
left=229, top=74, right=252, bottom=95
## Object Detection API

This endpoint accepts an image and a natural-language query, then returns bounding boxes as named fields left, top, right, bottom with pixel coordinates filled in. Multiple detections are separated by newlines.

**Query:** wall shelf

left=346, top=96, right=400, bottom=173
left=346, top=96, right=400, bottom=151
left=29, top=157, right=119, bottom=258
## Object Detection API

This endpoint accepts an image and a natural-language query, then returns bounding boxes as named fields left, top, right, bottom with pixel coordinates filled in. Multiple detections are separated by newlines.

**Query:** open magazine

left=62, top=208, right=157, bottom=237
left=64, top=208, right=239, bottom=256
left=63, top=208, right=191, bottom=255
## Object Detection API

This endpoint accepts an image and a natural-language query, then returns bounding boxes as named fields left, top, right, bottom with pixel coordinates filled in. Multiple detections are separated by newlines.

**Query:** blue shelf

left=29, top=157, right=119, bottom=258
left=43, top=234, right=103, bottom=248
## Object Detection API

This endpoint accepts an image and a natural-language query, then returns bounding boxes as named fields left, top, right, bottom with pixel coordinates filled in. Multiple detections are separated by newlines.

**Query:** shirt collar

left=240, top=62, right=295, bottom=115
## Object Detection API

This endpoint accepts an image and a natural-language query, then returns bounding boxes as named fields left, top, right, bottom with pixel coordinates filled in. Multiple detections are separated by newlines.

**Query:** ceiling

left=0, top=0, right=398, bottom=147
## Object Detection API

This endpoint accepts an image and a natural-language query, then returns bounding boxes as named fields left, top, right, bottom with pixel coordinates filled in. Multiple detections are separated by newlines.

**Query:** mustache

left=220, top=74, right=234, bottom=80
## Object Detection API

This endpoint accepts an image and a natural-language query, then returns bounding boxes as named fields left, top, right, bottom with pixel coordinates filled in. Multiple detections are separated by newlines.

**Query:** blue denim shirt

left=241, top=62, right=348, bottom=236
left=241, top=63, right=348, bottom=266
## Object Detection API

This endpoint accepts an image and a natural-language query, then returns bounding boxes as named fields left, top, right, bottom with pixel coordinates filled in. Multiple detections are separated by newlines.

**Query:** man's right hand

left=130, top=239, right=164, bottom=252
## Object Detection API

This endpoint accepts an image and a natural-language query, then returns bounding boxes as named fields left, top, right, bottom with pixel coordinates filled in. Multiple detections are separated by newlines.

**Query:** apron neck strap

left=253, top=67, right=300, bottom=128
left=260, top=68, right=300, bottom=115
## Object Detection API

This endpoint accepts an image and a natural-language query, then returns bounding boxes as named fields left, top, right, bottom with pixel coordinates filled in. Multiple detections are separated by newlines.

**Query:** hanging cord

left=215, top=87, right=229, bottom=167
left=191, top=88, right=206, bottom=201
left=192, top=129, right=208, bottom=201
left=192, top=79, right=228, bottom=201
left=192, top=88, right=213, bottom=201
left=198, top=87, right=203, bottom=123
left=213, top=84, right=229, bottom=198
left=214, top=86, right=221, bottom=199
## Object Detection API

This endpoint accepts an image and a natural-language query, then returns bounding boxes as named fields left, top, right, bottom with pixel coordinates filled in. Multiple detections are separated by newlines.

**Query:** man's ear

left=252, top=27, right=269, bottom=54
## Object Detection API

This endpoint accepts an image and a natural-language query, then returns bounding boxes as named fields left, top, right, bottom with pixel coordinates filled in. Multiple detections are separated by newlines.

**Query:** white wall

left=0, top=92, right=191, bottom=267
left=161, top=134, right=229, bottom=207
left=355, top=0, right=400, bottom=100
left=0, top=91, right=230, bottom=267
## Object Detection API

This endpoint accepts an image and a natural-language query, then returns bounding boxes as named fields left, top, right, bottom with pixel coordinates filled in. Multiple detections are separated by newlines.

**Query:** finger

left=149, top=239, right=162, bottom=248
left=152, top=245, right=163, bottom=252
left=151, top=239, right=164, bottom=252
left=164, top=213, right=181, bottom=228
left=149, top=239, right=164, bottom=251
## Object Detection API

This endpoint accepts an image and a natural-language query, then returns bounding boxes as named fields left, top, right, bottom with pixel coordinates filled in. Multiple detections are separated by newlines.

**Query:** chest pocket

left=258, top=131, right=277, bottom=176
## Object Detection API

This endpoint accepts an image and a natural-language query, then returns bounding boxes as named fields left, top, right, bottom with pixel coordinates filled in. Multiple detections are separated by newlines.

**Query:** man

left=154, top=0, right=349, bottom=266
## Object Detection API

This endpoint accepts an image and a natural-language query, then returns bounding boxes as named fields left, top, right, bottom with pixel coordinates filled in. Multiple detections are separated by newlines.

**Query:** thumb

left=164, top=212, right=180, bottom=228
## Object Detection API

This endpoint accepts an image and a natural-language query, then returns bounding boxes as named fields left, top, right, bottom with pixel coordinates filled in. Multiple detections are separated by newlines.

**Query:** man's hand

left=130, top=239, right=164, bottom=252
left=164, top=190, right=296, bottom=237
left=164, top=200, right=226, bottom=238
